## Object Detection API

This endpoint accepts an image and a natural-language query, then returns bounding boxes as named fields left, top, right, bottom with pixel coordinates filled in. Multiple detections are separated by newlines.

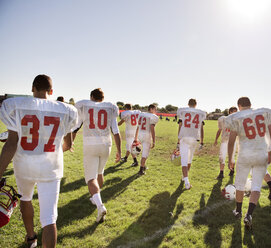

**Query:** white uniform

left=137, top=112, right=159, bottom=158
left=218, top=116, right=237, bottom=164
left=225, top=108, right=271, bottom=192
left=0, top=97, right=78, bottom=227
left=120, top=110, right=141, bottom=152
left=177, top=107, right=206, bottom=167
left=75, top=100, right=119, bottom=183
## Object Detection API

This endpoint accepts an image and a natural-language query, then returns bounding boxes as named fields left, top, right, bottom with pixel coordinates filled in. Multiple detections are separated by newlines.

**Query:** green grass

left=0, top=119, right=271, bottom=248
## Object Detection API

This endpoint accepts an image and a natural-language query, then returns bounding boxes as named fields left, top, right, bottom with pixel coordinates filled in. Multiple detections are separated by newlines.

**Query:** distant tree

left=165, top=104, right=178, bottom=112
left=214, top=108, right=221, bottom=113
left=223, top=109, right=229, bottom=116
left=69, top=98, right=75, bottom=105
left=116, top=101, right=124, bottom=110
left=152, top=102, right=159, bottom=107
left=159, top=107, right=168, bottom=113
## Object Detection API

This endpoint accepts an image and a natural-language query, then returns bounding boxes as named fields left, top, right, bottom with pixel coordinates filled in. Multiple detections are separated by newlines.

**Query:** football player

left=133, top=104, right=159, bottom=175
left=73, top=88, right=121, bottom=223
left=118, top=104, right=141, bottom=166
left=214, top=107, right=238, bottom=179
left=226, top=97, right=271, bottom=229
left=0, top=75, right=78, bottom=248
left=264, top=172, right=271, bottom=200
left=177, top=99, right=206, bottom=189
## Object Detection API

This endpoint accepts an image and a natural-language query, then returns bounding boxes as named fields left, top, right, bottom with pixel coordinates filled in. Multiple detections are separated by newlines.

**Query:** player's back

left=218, top=116, right=230, bottom=142
left=225, top=108, right=271, bottom=163
left=138, top=112, right=159, bottom=142
left=0, top=97, right=78, bottom=181
left=121, top=110, right=140, bottom=137
left=177, top=107, right=206, bottom=140
left=75, top=100, right=119, bottom=145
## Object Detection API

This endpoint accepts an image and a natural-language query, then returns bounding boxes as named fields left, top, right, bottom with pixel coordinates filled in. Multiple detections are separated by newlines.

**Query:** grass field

left=0, top=118, right=271, bottom=248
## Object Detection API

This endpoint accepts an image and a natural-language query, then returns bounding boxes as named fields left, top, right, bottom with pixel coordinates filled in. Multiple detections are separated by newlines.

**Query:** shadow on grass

left=3, top=168, right=14, bottom=177
left=107, top=182, right=184, bottom=248
left=193, top=179, right=236, bottom=248
left=57, top=173, right=138, bottom=243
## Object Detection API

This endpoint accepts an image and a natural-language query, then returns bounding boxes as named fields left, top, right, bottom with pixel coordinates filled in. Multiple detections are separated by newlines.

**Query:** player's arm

left=118, top=119, right=125, bottom=126
left=63, top=132, right=73, bottom=152
left=214, top=129, right=222, bottom=146
left=177, top=120, right=182, bottom=141
left=0, top=130, right=18, bottom=179
left=111, top=118, right=121, bottom=162
left=228, top=131, right=237, bottom=169
left=150, top=124, right=155, bottom=148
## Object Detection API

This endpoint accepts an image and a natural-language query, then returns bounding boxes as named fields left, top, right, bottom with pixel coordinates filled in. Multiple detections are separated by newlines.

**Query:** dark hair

left=237, top=97, right=251, bottom=107
left=229, top=106, right=237, bottom=114
left=188, top=98, right=197, bottom=107
left=90, top=88, right=104, bottom=101
left=32, top=74, right=52, bottom=92
left=148, top=104, right=156, bottom=111
left=124, top=103, right=132, bottom=110
left=57, top=96, right=64, bottom=102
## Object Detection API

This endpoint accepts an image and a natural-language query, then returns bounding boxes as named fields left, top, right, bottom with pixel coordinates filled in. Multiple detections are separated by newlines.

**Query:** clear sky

left=1, top=0, right=271, bottom=112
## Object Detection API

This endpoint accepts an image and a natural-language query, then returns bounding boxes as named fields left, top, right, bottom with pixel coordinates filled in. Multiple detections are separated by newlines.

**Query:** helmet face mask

left=0, top=178, right=21, bottom=228
left=131, top=141, right=142, bottom=156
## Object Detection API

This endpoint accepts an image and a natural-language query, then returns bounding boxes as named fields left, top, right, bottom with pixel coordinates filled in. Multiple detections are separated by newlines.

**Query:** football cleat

left=216, top=173, right=224, bottom=179
left=96, top=204, right=107, bottom=223
left=232, top=209, right=242, bottom=219
left=0, top=131, right=8, bottom=143
left=138, top=167, right=146, bottom=176
left=229, top=169, right=234, bottom=177
left=131, top=141, right=142, bottom=157
left=244, top=214, right=252, bottom=230
left=185, top=181, right=192, bottom=190
left=131, top=161, right=138, bottom=167
left=25, top=234, right=37, bottom=248
left=0, top=178, right=21, bottom=228
left=120, top=157, right=127, bottom=163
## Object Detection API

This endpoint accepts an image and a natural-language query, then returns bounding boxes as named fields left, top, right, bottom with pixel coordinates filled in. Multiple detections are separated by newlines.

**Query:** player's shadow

left=57, top=173, right=138, bottom=238
left=107, top=182, right=184, bottom=248
left=242, top=204, right=271, bottom=248
left=193, top=179, right=236, bottom=248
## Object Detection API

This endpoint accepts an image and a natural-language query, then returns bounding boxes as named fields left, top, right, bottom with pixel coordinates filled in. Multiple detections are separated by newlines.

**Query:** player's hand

left=115, top=152, right=121, bottom=163
left=151, top=143, right=155, bottom=149
left=228, top=161, right=234, bottom=170
left=69, top=142, right=75, bottom=153
left=214, top=141, right=217, bottom=146
left=199, top=142, right=204, bottom=150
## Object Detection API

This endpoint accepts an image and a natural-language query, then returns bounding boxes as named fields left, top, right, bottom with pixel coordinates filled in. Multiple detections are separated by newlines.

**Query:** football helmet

left=0, top=178, right=21, bottom=228
left=171, top=148, right=181, bottom=166
left=221, top=184, right=236, bottom=201
left=0, top=131, right=8, bottom=142
left=131, top=141, right=142, bottom=156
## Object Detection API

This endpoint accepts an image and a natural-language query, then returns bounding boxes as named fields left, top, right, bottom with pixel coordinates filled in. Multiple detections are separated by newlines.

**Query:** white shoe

left=96, top=204, right=107, bottom=223
left=185, top=181, right=192, bottom=190
left=89, top=197, right=95, bottom=205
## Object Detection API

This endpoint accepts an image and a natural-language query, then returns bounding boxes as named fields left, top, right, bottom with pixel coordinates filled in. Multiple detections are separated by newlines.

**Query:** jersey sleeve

left=66, top=105, right=78, bottom=135
left=0, top=99, right=18, bottom=132
left=224, top=115, right=237, bottom=132
left=218, top=117, right=223, bottom=129
left=113, top=104, right=119, bottom=118
left=150, top=115, right=159, bottom=125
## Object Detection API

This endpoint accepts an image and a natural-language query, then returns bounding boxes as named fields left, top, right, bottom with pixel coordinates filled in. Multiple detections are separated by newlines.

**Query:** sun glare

left=227, top=0, right=271, bottom=21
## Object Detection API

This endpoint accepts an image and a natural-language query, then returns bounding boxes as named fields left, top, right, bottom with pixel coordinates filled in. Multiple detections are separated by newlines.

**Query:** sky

left=0, top=0, right=271, bottom=112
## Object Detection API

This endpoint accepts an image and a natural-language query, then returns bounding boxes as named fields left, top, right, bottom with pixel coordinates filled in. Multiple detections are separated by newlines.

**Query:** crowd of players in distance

left=0, top=74, right=271, bottom=247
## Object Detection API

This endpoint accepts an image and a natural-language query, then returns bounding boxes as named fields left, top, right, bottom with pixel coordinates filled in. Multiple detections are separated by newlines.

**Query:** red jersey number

left=138, top=117, right=147, bottom=130
left=88, top=109, right=108, bottom=130
left=243, top=115, right=266, bottom=139
left=131, top=114, right=137, bottom=126
left=21, top=115, right=60, bottom=152
left=184, top=113, right=200, bottom=128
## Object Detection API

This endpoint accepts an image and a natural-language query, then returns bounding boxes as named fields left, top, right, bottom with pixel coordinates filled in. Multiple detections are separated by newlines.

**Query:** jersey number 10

left=88, top=109, right=108, bottom=130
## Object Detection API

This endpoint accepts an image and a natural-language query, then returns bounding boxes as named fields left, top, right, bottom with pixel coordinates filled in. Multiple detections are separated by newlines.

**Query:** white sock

left=183, top=177, right=189, bottom=184
left=92, top=193, right=103, bottom=208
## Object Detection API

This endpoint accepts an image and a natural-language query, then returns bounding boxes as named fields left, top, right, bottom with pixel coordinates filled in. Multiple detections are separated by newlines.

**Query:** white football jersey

left=225, top=108, right=271, bottom=164
left=218, top=116, right=231, bottom=143
left=120, top=110, right=141, bottom=138
left=0, top=97, right=78, bottom=181
left=137, top=112, right=159, bottom=143
left=177, top=107, right=206, bottom=140
left=75, top=100, right=119, bottom=146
